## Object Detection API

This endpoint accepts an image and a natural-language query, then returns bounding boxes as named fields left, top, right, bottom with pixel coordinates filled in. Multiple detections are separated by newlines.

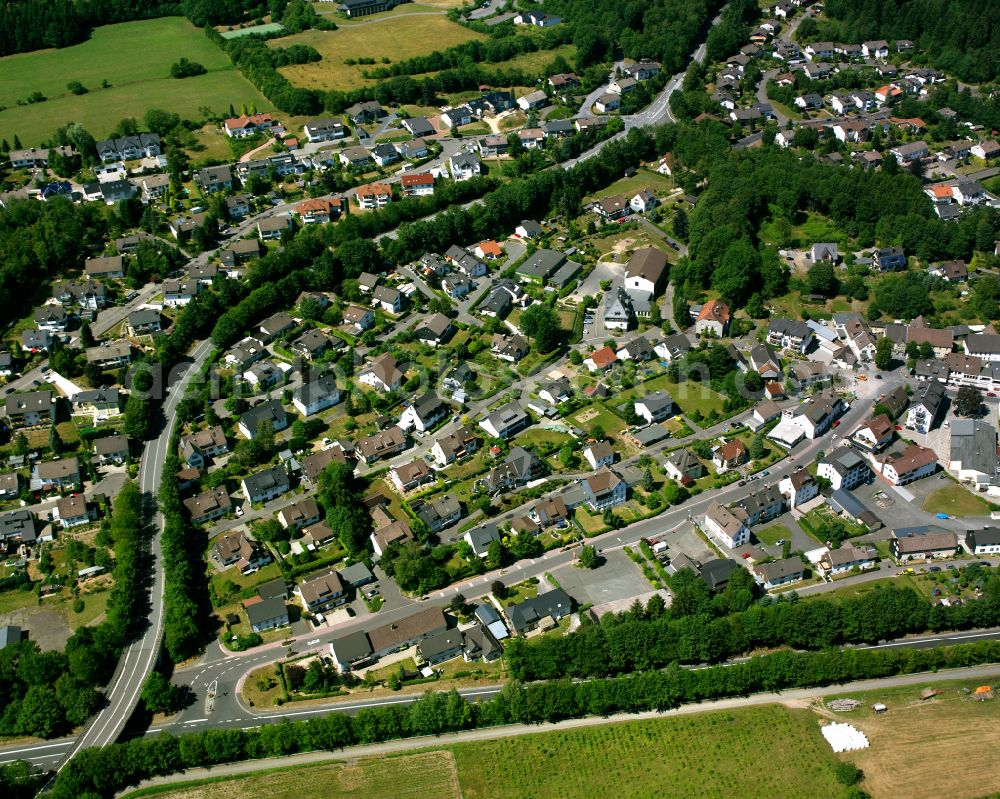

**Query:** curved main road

left=55, top=338, right=216, bottom=767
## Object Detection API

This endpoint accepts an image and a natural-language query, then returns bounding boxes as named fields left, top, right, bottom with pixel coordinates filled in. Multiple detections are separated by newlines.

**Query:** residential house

left=328, top=630, right=374, bottom=673
left=370, top=143, right=399, bottom=167
left=819, top=544, right=878, bottom=576
left=224, top=337, right=267, bottom=370
left=417, top=629, right=465, bottom=665
left=876, top=444, right=938, bottom=485
left=258, top=312, right=296, bottom=343
left=294, top=197, right=342, bottom=225
left=449, top=152, right=482, bottom=181
left=343, top=305, right=375, bottom=332
left=220, top=239, right=262, bottom=271
left=245, top=597, right=289, bottom=633
left=72, top=387, right=122, bottom=421
left=372, top=285, right=404, bottom=314
left=398, top=392, right=447, bottom=434
left=241, top=465, right=290, bottom=505
left=417, top=495, right=462, bottom=534
left=704, top=500, right=751, bottom=548
left=890, top=527, right=959, bottom=560
left=213, top=531, right=271, bottom=574
left=5, top=391, right=56, bottom=428
left=964, top=334, right=1000, bottom=363
left=359, top=353, right=404, bottom=392
left=818, top=449, right=870, bottom=491
left=180, top=426, right=228, bottom=468
left=623, top=248, right=668, bottom=297
left=630, top=188, right=659, bottom=214
left=584, top=346, right=618, bottom=373
left=516, top=90, right=549, bottom=111
left=303, top=118, right=347, bottom=142
left=479, top=403, right=530, bottom=440
left=491, top=332, right=529, bottom=363
left=291, top=328, right=334, bottom=360
left=183, top=485, right=232, bottom=524
left=905, top=381, right=946, bottom=434
left=602, top=287, right=635, bottom=331
left=480, top=446, right=544, bottom=494
left=695, top=300, right=730, bottom=336
left=966, top=528, right=1000, bottom=556
left=126, top=309, right=162, bottom=337
left=583, top=441, right=614, bottom=470
left=779, top=468, right=819, bottom=508
left=531, top=496, right=570, bottom=529
left=257, top=215, right=291, bottom=241
left=852, top=414, right=895, bottom=453
left=53, top=279, right=107, bottom=311
left=713, top=439, right=747, bottom=473
left=506, top=589, right=572, bottom=635
left=340, top=147, right=373, bottom=170
left=223, top=112, right=273, bottom=138
left=594, top=94, right=621, bottom=113
left=516, top=248, right=565, bottom=283
left=890, top=141, right=928, bottom=165
left=431, top=426, right=478, bottom=466
left=244, top=361, right=283, bottom=391
left=54, top=495, right=93, bottom=529
left=413, top=314, right=453, bottom=347
left=0, top=473, right=19, bottom=500
left=367, top=606, right=448, bottom=659
left=753, top=557, right=805, bottom=590
left=593, top=195, right=630, bottom=221
left=634, top=391, right=675, bottom=424
left=93, top=435, right=129, bottom=466
left=344, top=100, right=382, bottom=123
left=617, top=337, right=655, bottom=362
left=582, top=467, right=626, bottom=510
left=665, top=449, right=705, bottom=484
left=355, top=427, right=408, bottom=465
left=402, top=116, right=435, bottom=136
left=400, top=172, right=435, bottom=197
left=237, top=399, right=288, bottom=439
left=296, top=568, right=348, bottom=613
left=442, top=274, right=472, bottom=299
left=767, top=318, right=813, bottom=354
left=292, top=374, right=342, bottom=417
left=538, top=377, right=572, bottom=406
left=194, top=164, right=233, bottom=194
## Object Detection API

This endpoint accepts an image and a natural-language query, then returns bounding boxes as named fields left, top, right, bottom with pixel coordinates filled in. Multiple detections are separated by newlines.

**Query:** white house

left=703, top=500, right=750, bottom=549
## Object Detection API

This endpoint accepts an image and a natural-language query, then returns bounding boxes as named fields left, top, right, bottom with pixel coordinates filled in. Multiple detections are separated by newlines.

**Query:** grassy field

left=755, top=523, right=794, bottom=546
left=808, top=574, right=931, bottom=602
left=123, top=751, right=462, bottom=799
left=494, top=43, right=576, bottom=76
left=824, top=680, right=1000, bottom=799
left=274, top=11, right=485, bottom=91
left=453, top=706, right=846, bottom=799
left=0, top=18, right=270, bottom=145
left=922, top=484, right=993, bottom=517
left=584, top=169, right=676, bottom=202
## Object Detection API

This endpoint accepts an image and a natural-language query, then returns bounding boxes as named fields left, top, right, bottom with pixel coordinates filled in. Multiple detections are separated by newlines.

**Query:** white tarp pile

left=821, top=723, right=870, bottom=752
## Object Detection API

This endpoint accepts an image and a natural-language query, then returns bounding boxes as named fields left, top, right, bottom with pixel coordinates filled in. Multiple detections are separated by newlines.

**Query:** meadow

left=122, top=751, right=462, bottom=799
left=0, top=18, right=270, bottom=145
left=273, top=7, right=485, bottom=91
left=453, top=706, right=847, bottom=799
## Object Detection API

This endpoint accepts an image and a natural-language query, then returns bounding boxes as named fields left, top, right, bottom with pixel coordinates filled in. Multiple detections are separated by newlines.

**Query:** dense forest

left=542, top=0, right=725, bottom=74
left=822, top=0, right=1000, bottom=84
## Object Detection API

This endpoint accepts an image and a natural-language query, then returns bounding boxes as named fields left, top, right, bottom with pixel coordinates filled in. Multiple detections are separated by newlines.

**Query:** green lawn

left=0, top=18, right=270, bottom=145
left=453, top=705, right=846, bottom=799
left=570, top=403, right=627, bottom=436
left=808, top=575, right=932, bottom=602
left=583, top=169, right=676, bottom=203
left=921, top=484, right=992, bottom=517
left=755, top=524, right=794, bottom=546
left=0, top=17, right=271, bottom=146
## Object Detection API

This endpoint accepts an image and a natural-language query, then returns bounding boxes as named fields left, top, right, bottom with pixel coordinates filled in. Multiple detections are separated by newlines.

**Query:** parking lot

left=553, top=549, right=650, bottom=606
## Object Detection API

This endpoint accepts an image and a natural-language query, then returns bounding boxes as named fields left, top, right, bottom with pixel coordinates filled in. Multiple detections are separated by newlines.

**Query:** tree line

left=505, top=580, right=1000, bottom=682
left=362, top=26, right=573, bottom=80
left=42, top=638, right=1000, bottom=798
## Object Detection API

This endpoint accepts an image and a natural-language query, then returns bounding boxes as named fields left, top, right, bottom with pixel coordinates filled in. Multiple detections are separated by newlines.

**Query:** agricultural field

left=823, top=680, right=1000, bottom=799
left=453, top=705, right=847, bottom=799
left=273, top=9, right=485, bottom=91
left=124, top=751, right=462, bottom=799
left=921, top=484, right=993, bottom=517
left=0, top=17, right=270, bottom=146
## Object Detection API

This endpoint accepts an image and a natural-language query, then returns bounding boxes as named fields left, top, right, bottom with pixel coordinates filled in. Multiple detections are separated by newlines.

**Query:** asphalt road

left=7, top=629, right=1000, bottom=769
left=53, top=338, right=217, bottom=769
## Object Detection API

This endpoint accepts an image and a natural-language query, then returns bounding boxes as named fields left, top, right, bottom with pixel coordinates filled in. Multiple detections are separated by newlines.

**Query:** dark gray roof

left=507, top=588, right=572, bottom=633
left=245, top=596, right=287, bottom=626
left=330, top=629, right=372, bottom=663
left=700, top=559, right=739, bottom=591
